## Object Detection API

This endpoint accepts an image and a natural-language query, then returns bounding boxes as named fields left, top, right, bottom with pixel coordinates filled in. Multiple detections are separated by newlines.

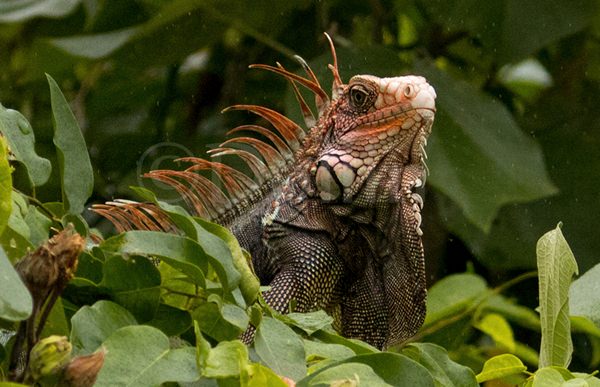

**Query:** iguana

left=93, top=34, right=436, bottom=349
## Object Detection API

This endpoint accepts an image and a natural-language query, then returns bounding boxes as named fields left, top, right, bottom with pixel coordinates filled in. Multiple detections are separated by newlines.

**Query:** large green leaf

left=0, top=246, right=32, bottom=321
left=70, top=300, right=137, bottom=356
left=421, top=61, right=557, bottom=231
left=254, top=316, right=307, bottom=381
left=570, top=263, right=600, bottom=328
left=423, top=0, right=597, bottom=64
left=402, top=343, right=478, bottom=387
left=0, top=0, right=82, bottom=22
left=298, top=352, right=435, bottom=387
left=100, top=230, right=209, bottom=287
left=537, top=224, right=578, bottom=368
left=0, top=103, right=51, bottom=187
left=101, top=255, right=161, bottom=322
left=307, top=363, right=391, bottom=386
left=95, top=325, right=199, bottom=387
left=47, top=74, right=93, bottom=215
left=192, top=297, right=248, bottom=341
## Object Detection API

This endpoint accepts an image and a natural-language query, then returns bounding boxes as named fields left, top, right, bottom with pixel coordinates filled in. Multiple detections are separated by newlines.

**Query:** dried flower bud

left=28, top=335, right=72, bottom=380
left=62, top=347, right=107, bottom=387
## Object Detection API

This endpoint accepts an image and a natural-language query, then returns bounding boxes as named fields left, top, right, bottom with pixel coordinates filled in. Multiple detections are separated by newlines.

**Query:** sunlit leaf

left=476, top=354, right=527, bottom=383
left=537, top=224, right=578, bottom=368
left=475, top=313, right=516, bottom=352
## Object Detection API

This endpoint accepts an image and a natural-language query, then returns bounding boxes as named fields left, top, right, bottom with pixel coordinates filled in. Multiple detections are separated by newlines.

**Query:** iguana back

left=95, top=35, right=436, bottom=349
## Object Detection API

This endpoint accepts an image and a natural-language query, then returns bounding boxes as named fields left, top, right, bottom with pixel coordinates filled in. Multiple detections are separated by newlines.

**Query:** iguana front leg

left=241, top=230, right=344, bottom=343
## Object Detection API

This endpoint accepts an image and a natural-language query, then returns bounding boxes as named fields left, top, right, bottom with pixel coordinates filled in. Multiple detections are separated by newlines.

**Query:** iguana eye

left=349, top=86, right=369, bottom=108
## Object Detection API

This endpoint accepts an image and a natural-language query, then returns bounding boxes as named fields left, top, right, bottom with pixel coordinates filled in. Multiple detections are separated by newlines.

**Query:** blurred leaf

left=482, top=294, right=540, bottom=331
left=476, top=354, right=527, bottom=383
left=537, top=224, right=578, bottom=368
left=0, top=103, right=51, bottom=187
left=0, top=246, right=32, bottom=321
left=70, top=300, right=137, bottom=356
left=0, top=0, right=82, bottom=23
left=24, top=205, right=52, bottom=246
left=47, top=74, right=93, bottom=215
left=100, top=230, right=208, bottom=287
left=570, top=263, right=600, bottom=328
left=255, top=316, right=307, bottom=381
left=298, top=352, right=435, bottom=387
left=422, top=0, right=596, bottom=63
left=95, top=325, right=199, bottom=386
left=49, top=27, right=139, bottom=59
left=424, top=273, right=487, bottom=326
left=0, top=135, right=11, bottom=236
left=475, top=313, right=516, bottom=352
left=402, top=343, right=478, bottom=387
left=421, top=61, right=557, bottom=231
left=101, top=255, right=161, bottom=322
left=530, top=367, right=572, bottom=386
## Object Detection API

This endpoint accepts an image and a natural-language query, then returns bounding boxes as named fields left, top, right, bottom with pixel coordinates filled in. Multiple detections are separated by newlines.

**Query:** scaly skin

left=241, top=75, right=436, bottom=348
left=94, top=40, right=436, bottom=349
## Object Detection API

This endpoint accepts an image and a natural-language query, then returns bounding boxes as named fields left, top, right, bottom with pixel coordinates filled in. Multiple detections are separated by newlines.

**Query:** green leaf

left=95, top=325, right=199, bottom=386
left=194, top=217, right=259, bottom=304
left=244, top=363, right=289, bottom=387
left=0, top=135, right=12, bottom=236
left=0, top=103, right=51, bottom=187
left=0, top=0, right=82, bottom=22
left=307, top=363, right=391, bottom=387
left=146, top=303, right=191, bottom=336
left=298, top=352, right=435, bottom=387
left=284, top=310, right=334, bottom=335
left=420, top=61, right=557, bottom=231
left=202, top=340, right=248, bottom=379
left=310, top=330, right=379, bottom=355
left=101, top=255, right=161, bottom=322
left=482, top=294, right=541, bottom=331
left=254, top=316, right=307, bottom=381
left=475, top=313, right=516, bottom=352
left=537, top=224, right=578, bottom=368
left=530, top=367, right=570, bottom=386
left=402, top=343, right=478, bottom=387
left=100, top=230, right=209, bottom=287
left=49, top=27, right=140, bottom=59
left=303, top=340, right=355, bottom=362
left=70, top=300, right=137, bottom=356
left=424, top=273, right=487, bottom=325
left=192, top=299, right=248, bottom=341
left=570, top=263, right=600, bottom=328
left=476, top=354, right=528, bottom=383
left=0, top=246, right=32, bottom=321
left=47, top=74, right=93, bottom=215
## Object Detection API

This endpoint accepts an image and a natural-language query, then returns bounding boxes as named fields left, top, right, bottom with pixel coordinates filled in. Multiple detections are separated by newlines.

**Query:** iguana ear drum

left=314, top=154, right=358, bottom=202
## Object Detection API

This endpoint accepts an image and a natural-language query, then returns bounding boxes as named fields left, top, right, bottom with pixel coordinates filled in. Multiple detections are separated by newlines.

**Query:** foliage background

left=0, top=0, right=599, bottom=384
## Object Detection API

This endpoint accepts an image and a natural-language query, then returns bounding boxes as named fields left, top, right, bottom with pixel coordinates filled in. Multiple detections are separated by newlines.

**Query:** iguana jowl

left=94, top=35, right=436, bottom=349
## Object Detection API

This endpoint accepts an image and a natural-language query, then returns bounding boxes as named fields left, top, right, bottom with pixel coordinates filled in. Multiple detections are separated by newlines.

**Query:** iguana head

left=313, top=74, right=436, bottom=202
